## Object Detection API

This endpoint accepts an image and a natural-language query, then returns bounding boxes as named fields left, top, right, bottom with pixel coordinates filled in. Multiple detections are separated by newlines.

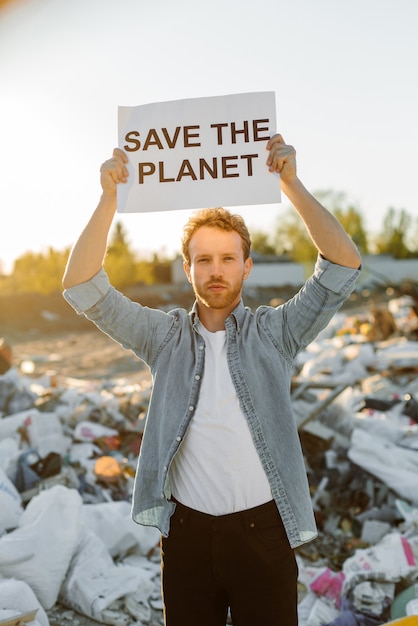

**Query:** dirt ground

left=0, top=282, right=392, bottom=381
left=10, top=328, right=150, bottom=382
left=0, top=285, right=191, bottom=381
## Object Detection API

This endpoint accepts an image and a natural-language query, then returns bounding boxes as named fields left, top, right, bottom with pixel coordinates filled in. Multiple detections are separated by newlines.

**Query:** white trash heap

left=0, top=294, right=417, bottom=626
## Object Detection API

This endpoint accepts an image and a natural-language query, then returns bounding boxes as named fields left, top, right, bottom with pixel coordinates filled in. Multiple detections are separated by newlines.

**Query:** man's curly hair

left=181, top=207, right=251, bottom=266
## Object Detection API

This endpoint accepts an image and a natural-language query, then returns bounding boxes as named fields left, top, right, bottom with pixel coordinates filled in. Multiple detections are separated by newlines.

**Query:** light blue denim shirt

left=63, top=255, right=360, bottom=548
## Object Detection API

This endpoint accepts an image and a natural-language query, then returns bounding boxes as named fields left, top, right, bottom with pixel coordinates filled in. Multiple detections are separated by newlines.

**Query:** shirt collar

left=190, top=299, right=246, bottom=333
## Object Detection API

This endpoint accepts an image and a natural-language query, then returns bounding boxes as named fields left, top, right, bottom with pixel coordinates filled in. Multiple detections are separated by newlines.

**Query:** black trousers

left=161, top=499, right=299, bottom=626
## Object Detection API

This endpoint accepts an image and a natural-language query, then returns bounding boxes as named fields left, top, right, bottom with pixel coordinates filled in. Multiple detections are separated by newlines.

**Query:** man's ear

left=183, top=261, right=192, bottom=283
left=243, top=256, right=253, bottom=281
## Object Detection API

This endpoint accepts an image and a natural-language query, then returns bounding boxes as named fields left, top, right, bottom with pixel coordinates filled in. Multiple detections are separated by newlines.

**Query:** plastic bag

left=0, top=578, right=49, bottom=626
left=343, top=533, right=417, bottom=581
left=0, top=485, right=82, bottom=609
left=80, top=500, right=160, bottom=558
left=25, top=411, right=71, bottom=457
left=0, top=467, right=23, bottom=530
left=59, top=523, right=154, bottom=621
left=348, top=429, right=418, bottom=505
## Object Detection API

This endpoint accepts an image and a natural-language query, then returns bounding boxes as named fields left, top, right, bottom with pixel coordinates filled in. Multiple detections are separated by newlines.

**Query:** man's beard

left=193, top=279, right=243, bottom=310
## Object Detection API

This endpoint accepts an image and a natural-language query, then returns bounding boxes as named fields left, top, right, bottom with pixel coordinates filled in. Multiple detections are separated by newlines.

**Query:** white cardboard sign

left=117, top=91, right=279, bottom=214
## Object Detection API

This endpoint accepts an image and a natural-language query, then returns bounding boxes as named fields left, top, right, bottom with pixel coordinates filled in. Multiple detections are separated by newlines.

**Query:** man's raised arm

left=266, top=134, right=361, bottom=269
left=62, top=148, right=129, bottom=289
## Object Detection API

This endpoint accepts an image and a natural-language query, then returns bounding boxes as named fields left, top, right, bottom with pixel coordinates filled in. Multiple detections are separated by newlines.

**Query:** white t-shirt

left=169, top=322, right=272, bottom=515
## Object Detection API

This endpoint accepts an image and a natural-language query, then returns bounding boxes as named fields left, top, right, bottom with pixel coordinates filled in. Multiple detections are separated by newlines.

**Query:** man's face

left=184, top=226, right=252, bottom=312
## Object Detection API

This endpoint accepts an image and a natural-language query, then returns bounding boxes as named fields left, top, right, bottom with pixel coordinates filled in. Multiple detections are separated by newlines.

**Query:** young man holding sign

left=63, top=133, right=361, bottom=626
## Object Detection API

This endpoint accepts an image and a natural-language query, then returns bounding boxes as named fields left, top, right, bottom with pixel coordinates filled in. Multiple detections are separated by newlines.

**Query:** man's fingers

left=101, top=149, right=129, bottom=184
left=113, top=147, right=129, bottom=163
left=266, top=137, right=296, bottom=173
left=266, top=133, right=286, bottom=168
left=266, top=133, right=285, bottom=151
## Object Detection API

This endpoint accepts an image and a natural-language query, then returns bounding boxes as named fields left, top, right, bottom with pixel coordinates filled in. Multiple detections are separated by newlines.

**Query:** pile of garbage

left=0, top=363, right=163, bottom=625
left=0, top=293, right=418, bottom=626
left=289, top=294, right=418, bottom=626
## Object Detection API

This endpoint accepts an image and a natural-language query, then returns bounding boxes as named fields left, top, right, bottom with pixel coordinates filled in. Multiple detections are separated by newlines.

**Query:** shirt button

left=176, top=436, right=181, bottom=442
left=195, top=375, right=200, bottom=380
left=199, top=345, right=204, bottom=351
left=189, top=406, right=194, bottom=411
left=163, top=465, right=167, bottom=471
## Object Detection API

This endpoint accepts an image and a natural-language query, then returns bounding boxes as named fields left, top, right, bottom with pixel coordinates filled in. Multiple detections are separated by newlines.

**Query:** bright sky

left=1, top=0, right=417, bottom=273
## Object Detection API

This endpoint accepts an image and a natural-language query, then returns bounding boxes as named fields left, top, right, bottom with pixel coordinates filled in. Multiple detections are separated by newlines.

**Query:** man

left=63, top=133, right=361, bottom=626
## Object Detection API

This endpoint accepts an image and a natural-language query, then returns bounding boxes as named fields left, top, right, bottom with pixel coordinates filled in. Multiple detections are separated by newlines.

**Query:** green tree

left=104, top=221, right=139, bottom=289
left=10, top=248, right=69, bottom=294
left=272, top=209, right=317, bottom=262
left=250, top=230, right=277, bottom=255
left=104, top=223, right=175, bottom=287
left=374, top=207, right=412, bottom=258
left=151, top=253, right=172, bottom=284
left=315, top=190, right=368, bottom=253
left=135, top=259, right=155, bottom=285
left=272, top=190, right=368, bottom=263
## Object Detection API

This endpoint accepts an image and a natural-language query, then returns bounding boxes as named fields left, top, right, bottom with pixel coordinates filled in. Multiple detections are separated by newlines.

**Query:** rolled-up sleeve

left=313, top=255, right=362, bottom=295
left=259, top=255, right=362, bottom=360
left=63, top=268, right=111, bottom=314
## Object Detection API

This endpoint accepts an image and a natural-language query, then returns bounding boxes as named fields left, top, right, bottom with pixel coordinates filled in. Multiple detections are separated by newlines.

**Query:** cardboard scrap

left=0, top=610, right=38, bottom=626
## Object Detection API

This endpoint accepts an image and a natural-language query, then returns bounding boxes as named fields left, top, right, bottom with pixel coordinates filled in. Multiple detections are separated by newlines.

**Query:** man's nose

left=209, top=261, right=223, bottom=277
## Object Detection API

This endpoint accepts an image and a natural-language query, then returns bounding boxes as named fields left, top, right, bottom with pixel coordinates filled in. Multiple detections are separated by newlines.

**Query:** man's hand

left=266, top=134, right=297, bottom=185
left=100, top=148, right=129, bottom=196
